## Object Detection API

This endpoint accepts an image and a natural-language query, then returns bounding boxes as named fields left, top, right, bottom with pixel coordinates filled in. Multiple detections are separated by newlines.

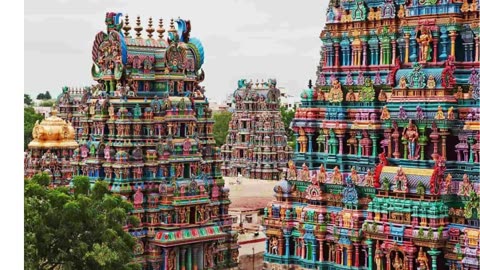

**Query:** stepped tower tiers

left=56, top=13, right=239, bottom=270
left=263, top=1, right=479, bottom=270
left=220, top=79, right=293, bottom=180
left=24, top=109, right=78, bottom=186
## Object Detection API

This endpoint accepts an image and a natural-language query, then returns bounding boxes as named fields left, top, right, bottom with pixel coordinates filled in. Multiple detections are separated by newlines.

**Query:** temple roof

left=28, top=110, right=78, bottom=149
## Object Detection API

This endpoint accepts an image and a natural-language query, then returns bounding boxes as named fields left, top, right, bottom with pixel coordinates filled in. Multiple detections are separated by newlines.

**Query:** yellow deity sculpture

left=435, top=106, right=445, bottom=120
left=297, top=127, right=308, bottom=153
left=380, top=106, right=391, bottom=120
left=417, top=27, right=433, bottom=63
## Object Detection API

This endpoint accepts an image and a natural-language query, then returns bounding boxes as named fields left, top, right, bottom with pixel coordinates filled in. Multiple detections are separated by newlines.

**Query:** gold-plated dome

left=28, top=110, right=79, bottom=149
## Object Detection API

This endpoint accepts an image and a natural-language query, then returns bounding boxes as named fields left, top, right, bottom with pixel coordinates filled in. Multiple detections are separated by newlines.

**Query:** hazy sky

left=25, top=0, right=329, bottom=102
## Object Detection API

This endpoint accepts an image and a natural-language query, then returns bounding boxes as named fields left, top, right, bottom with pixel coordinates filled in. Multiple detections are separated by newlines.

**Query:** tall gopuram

left=24, top=109, right=78, bottom=186
left=220, top=79, right=293, bottom=180
left=57, top=13, right=239, bottom=269
left=263, top=1, right=479, bottom=270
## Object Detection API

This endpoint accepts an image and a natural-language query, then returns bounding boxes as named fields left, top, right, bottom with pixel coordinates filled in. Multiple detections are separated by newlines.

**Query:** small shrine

left=220, top=79, right=293, bottom=180
left=24, top=109, right=78, bottom=186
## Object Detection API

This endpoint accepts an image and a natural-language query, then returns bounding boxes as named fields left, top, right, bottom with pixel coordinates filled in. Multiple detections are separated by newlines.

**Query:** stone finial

left=157, top=18, right=165, bottom=39
left=169, top=18, right=176, bottom=32
left=146, top=17, right=154, bottom=39
left=134, top=15, right=143, bottom=38
left=123, top=14, right=131, bottom=37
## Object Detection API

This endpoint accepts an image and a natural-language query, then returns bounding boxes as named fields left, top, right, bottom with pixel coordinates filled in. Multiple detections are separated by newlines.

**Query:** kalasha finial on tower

left=134, top=15, right=143, bottom=38
left=168, top=18, right=176, bottom=32
left=157, top=18, right=165, bottom=40
left=308, top=79, right=313, bottom=89
left=123, top=14, right=131, bottom=37
left=146, top=17, right=154, bottom=39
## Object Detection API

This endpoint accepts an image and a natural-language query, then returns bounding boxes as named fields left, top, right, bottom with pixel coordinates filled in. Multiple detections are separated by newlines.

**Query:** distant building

left=32, top=106, right=52, bottom=117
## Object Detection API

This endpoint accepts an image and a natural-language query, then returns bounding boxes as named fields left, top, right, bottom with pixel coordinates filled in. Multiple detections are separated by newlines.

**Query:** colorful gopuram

left=263, top=1, right=479, bottom=270
left=57, top=13, right=239, bottom=269
left=24, top=109, right=78, bottom=186
left=220, top=79, right=293, bottom=180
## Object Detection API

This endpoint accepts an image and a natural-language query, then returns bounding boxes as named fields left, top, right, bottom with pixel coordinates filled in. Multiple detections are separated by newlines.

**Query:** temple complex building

left=53, top=13, right=239, bottom=269
left=24, top=109, right=78, bottom=186
left=220, top=79, right=293, bottom=180
left=263, top=1, right=479, bottom=270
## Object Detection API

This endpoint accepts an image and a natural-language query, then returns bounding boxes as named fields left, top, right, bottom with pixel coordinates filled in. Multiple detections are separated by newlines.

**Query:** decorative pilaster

left=181, top=248, right=186, bottom=270
left=404, top=33, right=410, bottom=63
left=409, top=30, right=418, bottom=62
left=362, top=42, right=368, bottom=66
left=354, top=243, right=360, bottom=267
left=475, top=36, right=479, bottom=62
left=366, top=239, right=373, bottom=270
left=308, top=134, right=313, bottom=153
left=356, top=132, right=363, bottom=157
left=427, top=248, right=441, bottom=270
left=433, top=36, right=438, bottom=63
left=312, top=241, right=317, bottom=261
left=449, top=31, right=457, bottom=58
left=192, top=247, right=198, bottom=270
left=391, top=40, right=396, bottom=65
left=439, top=26, right=449, bottom=61
left=468, top=136, right=475, bottom=163
left=187, top=247, right=192, bottom=270
left=338, top=134, right=344, bottom=155
left=347, top=245, right=353, bottom=267
left=335, top=43, right=340, bottom=67
left=294, top=133, right=299, bottom=152
left=319, top=240, right=324, bottom=262
left=371, top=133, right=378, bottom=157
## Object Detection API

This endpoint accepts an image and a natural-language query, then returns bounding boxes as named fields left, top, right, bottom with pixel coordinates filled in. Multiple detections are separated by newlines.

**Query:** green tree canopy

left=45, top=91, right=52, bottom=100
left=25, top=174, right=141, bottom=270
left=36, top=93, right=45, bottom=100
left=24, top=107, right=44, bottom=150
left=280, top=105, right=296, bottom=142
left=25, top=94, right=33, bottom=106
left=213, top=111, right=232, bottom=147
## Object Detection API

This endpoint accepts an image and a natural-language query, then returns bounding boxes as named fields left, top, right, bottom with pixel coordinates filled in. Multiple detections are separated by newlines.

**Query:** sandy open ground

left=224, top=177, right=277, bottom=209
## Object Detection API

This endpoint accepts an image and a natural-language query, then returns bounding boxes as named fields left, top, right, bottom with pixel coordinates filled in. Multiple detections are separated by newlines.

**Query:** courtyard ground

left=224, top=177, right=277, bottom=209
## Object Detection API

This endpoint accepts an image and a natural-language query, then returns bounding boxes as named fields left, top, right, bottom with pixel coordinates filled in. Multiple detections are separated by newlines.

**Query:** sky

left=25, top=0, right=329, bottom=102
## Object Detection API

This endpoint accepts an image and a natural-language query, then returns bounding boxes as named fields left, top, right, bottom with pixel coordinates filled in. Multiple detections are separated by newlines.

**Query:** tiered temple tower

left=220, top=79, right=293, bottom=180
left=56, top=13, right=239, bottom=269
left=263, top=1, right=479, bottom=270
left=24, top=109, right=78, bottom=186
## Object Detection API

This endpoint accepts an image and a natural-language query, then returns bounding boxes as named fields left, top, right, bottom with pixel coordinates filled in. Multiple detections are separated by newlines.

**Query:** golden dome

left=28, top=110, right=79, bottom=149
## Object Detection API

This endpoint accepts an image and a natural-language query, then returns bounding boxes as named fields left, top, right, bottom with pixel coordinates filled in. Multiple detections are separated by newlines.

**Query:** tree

left=25, top=94, right=33, bottom=106
left=36, top=93, right=45, bottom=100
left=280, top=105, right=296, bottom=142
left=213, top=111, right=232, bottom=147
left=25, top=174, right=141, bottom=270
left=45, top=91, right=52, bottom=100
left=24, top=107, right=44, bottom=150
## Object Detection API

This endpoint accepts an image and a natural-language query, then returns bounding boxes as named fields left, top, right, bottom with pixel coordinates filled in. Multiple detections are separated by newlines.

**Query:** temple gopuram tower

left=220, top=79, right=293, bottom=180
left=24, top=109, right=78, bottom=186
left=263, top=1, right=479, bottom=270
left=56, top=13, right=239, bottom=269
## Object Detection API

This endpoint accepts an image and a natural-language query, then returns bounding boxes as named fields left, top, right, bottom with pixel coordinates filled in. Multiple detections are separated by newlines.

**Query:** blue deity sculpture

left=407, top=63, right=427, bottom=89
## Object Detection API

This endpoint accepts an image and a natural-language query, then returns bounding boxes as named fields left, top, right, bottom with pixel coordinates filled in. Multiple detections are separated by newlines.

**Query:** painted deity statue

left=332, top=166, right=343, bottom=185
left=434, top=106, right=445, bottom=120
left=443, top=173, right=452, bottom=194
left=317, top=164, right=327, bottom=183
left=378, top=89, right=387, bottom=102
left=300, top=163, right=310, bottom=181
left=403, top=120, right=419, bottom=160
left=365, top=169, right=374, bottom=187
left=398, top=106, right=408, bottom=120
left=287, top=160, right=297, bottom=180
left=427, top=75, right=436, bottom=89
left=297, top=127, right=308, bottom=153
left=350, top=166, right=360, bottom=185
left=417, top=27, right=433, bottom=62
left=393, top=166, right=408, bottom=192
left=458, top=174, right=473, bottom=196
left=416, top=106, right=425, bottom=120
left=392, top=252, right=403, bottom=270
left=380, top=106, right=391, bottom=120
left=375, top=241, right=384, bottom=270
left=328, top=79, right=344, bottom=102
left=416, top=247, right=429, bottom=270
left=399, top=76, right=407, bottom=89
left=447, top=106, right=455, bottom=120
